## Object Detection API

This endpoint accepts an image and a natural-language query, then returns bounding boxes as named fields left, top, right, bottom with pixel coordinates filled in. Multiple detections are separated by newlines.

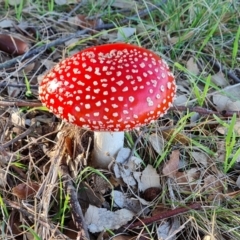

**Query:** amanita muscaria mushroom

left=39, top=43, right=176, bottom=168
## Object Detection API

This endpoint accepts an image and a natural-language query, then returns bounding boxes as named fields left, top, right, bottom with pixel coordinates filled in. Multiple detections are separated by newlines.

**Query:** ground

left=0, top=0, right=240, bottom=240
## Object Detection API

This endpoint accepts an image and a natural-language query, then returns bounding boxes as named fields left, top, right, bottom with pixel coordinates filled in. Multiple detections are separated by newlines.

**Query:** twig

left=0, top=82, right=38, bottom=89
left=60, top=164, right=90, bottom=240
left=0, top=100, right=42, bottom=107
left=126, top=202, right=202, bottom=229
left=2, top=123, right=37, bottom=148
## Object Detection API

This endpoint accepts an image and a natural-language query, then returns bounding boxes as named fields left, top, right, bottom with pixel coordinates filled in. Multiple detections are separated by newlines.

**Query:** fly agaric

left=39, top=43, right=176, bottom=168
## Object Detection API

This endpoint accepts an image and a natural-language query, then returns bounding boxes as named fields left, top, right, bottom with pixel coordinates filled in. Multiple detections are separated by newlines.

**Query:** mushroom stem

left=92, top=131, right=124, bottom=168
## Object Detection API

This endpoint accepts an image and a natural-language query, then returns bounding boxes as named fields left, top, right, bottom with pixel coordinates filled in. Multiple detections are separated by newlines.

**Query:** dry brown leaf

left=70, top=14, right=103, bottom=29
left=162, top=150, right=180, bottom=178
left=191, top=151, right=209, bottom=167
left=162, top=129, right=191, bottom=145
left=186, top=57, right=199, bottom=75
left=175, top=168, right=201, bottom=191
left=12, top=182, right=40, bottom=199
left=148, top=133, right=165, bottom=154
left=203, top=175, right=224, bottom=201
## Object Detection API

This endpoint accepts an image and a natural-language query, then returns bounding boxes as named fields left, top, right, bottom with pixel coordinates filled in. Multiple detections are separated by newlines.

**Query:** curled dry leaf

left=186, top=57, right=199, bottom=75
left=162, top=129, right=191, bottom=145
left=133, top=165, right=160, bottom=192
left=162, top=150, right=180, bottom=178
left=0, top=34, right=29, bottom=55
left=12, top=182, right=40, bottom=199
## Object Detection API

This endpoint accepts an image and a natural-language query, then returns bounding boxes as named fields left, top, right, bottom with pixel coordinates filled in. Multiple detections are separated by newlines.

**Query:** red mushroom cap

left=39, top=43, right=176, bottom=131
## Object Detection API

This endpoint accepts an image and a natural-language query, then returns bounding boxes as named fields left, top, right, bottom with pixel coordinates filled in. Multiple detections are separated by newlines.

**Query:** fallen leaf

left=212, top=94, right=240, bottom=112
left=203, top=175, right=224, bottom=201
left=85, top=205, right=134, bottom=233
left=112, top=190, right=143, bottom=213
left=133, top=165, right=160, bottom=192
left=0, top=19, right=14, bottom=28
left=12, top=182, right=40, bottom=199
left=148, top=133, right=165, bottom=154
left=68, top=14, right=104, bottom=29
left=186, top=57, right=199, bottom=75
left=162, top=129, right=191, bottom=145
left=191, top=151, right=208, bottom=167
left=162, top=150, right=180, bottom=178
left=157, top=219, right=180, bottom=240
left=211, top=71, right=228, bottom=87
left=117, top=27, right=136, bottom=41
left=113, top=148, right=142, bottom=186
left=175, top=168, right=201, bottom=191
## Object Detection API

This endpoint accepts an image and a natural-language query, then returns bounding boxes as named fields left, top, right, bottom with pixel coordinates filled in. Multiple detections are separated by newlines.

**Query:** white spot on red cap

left=85, top=104, right=90, bottom=109
left=129, top=96, right=134, bottom=102
left=94, top=89, right=100, bottom=94
left=111, top=87, right=117, bottom=92
left=122, top=87, right=128, bottom=92
left=85, top=74, right=91, bottom=79
left=96, top=101, right=101, bottom=106
left=75, top=106, right=80, bottom=112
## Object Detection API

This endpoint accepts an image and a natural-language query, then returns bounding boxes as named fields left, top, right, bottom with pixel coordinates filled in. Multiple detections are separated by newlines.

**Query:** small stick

left=2, top=123, right=37, bottom=148
left=0, top=100, right=42, bottom=107
left=60, top=164, right=90, bottom=240
left=127, top=203, right=202, bottom=229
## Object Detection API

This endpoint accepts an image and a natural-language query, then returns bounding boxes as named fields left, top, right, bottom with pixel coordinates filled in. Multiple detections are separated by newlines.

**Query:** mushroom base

left=92, top=131, right=124, bottom=168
